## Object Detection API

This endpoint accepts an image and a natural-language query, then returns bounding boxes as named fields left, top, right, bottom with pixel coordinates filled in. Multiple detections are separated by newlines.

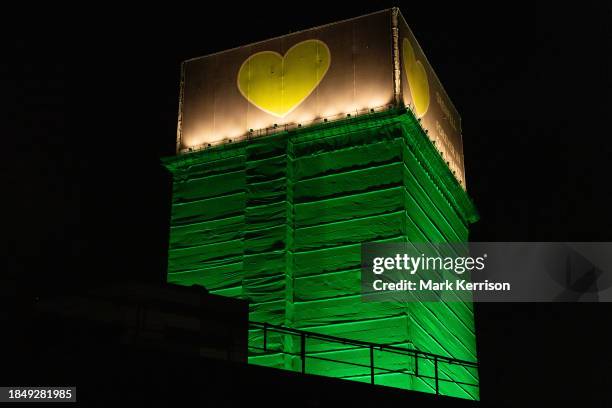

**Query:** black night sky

left=6, top=2, right=612, bottom=406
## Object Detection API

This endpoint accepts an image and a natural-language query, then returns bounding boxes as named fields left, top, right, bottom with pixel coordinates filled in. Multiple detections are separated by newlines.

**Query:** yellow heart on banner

left=402, top=38, right=430, bottom=117
left=237, top=39, right=331, bottom=117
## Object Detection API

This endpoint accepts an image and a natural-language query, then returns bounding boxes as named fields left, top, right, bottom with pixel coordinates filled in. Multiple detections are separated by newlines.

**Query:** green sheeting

left=294, top=188, right=404, bottom=227
left=163, top=109, right=479, bottom=400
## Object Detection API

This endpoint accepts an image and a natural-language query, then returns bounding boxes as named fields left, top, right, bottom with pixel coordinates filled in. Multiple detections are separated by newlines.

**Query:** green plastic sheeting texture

left=163, top=110, right=479, bottom=400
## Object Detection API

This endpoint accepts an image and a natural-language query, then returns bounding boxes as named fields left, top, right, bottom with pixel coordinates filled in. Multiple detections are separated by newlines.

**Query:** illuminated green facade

left=163, top=109, right=479, bottom=399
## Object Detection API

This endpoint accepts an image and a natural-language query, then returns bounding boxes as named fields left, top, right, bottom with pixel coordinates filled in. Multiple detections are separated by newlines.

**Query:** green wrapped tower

left=163, top=8, right=479, bottom=400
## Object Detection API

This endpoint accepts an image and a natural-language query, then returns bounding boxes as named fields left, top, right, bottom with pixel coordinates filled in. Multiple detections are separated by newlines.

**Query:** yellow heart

left=402, top=38, right=430, bottom=117
left=237, top=39, right=331, bottom=117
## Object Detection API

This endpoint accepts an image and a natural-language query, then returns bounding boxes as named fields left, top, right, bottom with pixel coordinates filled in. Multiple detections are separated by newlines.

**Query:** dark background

left=6, top=2, right=612, bottom=406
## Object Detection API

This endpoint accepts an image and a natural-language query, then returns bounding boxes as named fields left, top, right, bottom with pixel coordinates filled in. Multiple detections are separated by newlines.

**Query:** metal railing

left=248, top=321, right=478, bottom=396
